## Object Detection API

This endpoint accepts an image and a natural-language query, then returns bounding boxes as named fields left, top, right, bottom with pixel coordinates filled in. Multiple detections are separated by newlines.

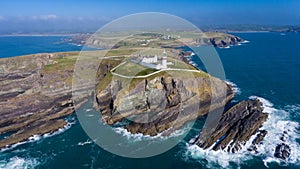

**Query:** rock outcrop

left=95, top=67, right=234, bottom=136
left=0, top=52, right=86, bottom=149
left=274, top=143, right=291, bottom=160
left=194, top=99, right=268, bottom=153
left=209, top=36, right=244, bottom=48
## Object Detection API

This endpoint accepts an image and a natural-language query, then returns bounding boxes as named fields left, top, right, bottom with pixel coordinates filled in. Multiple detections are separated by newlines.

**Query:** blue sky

left=0, top=0, right=299, bottom=33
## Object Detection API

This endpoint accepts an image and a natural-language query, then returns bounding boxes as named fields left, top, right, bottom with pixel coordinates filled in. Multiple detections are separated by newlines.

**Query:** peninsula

left=0, top=32, right=289, bottom=161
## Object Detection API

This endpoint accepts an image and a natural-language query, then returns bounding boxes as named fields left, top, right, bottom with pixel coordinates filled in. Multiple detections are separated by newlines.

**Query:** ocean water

left=0, top=33, right=300, bottom=169
left=0, top=36, right=83, bottom=58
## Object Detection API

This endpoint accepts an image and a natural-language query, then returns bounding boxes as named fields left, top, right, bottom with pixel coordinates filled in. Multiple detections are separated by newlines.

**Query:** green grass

left=105, top=48, right=139, bottom=56
left=168, top=58, right=197, bottom=70
left=41, top=55, right=79, bottom=85
left=96, top=71, right=113, bottom=92
left=43, top=56, right=77, bottom=73
left=113, top=60, right=156, bottom=76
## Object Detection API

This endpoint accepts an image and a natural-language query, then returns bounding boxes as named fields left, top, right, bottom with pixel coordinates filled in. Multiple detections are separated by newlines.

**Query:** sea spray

left=183, top=96, right=300, bottom=168
left=226, top=80, right=241, bottom=95
left=0, top=157, right=39, bottom=169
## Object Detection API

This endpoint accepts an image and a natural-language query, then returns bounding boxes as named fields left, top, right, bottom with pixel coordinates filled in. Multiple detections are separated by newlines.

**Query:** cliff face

left=209, top=36, right=244, bottom=48
left=0, top=52, right=83, bottom=149
left=95, top=64, right=234, bottom=136
left=0, top=50, right=274, bottom=160
left=0, top=45, right=273, bottom=159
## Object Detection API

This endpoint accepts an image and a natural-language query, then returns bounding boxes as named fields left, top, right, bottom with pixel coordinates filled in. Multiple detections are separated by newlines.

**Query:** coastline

left=0, top=32, right=299, bottom=168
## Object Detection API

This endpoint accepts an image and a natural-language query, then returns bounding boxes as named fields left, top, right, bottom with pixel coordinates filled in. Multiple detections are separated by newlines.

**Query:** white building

left=161, top=50, right=167, bottom=69
left=141, top=55, right=158, bottom=63
left=139, top=50, right=171, bottom=70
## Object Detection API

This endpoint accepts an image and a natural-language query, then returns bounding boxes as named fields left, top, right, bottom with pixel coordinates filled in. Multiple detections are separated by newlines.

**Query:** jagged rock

left=95, top=67, right=234, bottom=136
left=0, top=52, right=89, bottom=149
left=247, top=130, right=268, bottom=152
left=194, top=99, right=268, bottom=153
left=274, top=143, right=291, bottom=160
left=252, top=130, right=268, bottom=145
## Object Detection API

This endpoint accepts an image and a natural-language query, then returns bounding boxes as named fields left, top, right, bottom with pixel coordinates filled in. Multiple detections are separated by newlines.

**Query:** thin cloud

left=0, top=16, right=5, bottom=21
left=31, top=14, right=57, bottom=20
left=75, top=16, right=112, bottom=22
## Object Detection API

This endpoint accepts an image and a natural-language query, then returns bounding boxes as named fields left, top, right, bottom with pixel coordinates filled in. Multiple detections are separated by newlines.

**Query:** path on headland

left=110, top=61, right=203, bottom=79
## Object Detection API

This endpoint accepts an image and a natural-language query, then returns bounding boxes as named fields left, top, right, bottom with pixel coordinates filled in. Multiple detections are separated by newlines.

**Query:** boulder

left=274, top=143, right=291, bottom=160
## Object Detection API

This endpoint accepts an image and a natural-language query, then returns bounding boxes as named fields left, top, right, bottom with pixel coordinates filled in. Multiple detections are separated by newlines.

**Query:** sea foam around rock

left=0, top=157, right=39, bottom=169
left=183, top=96, right=300, bottom=168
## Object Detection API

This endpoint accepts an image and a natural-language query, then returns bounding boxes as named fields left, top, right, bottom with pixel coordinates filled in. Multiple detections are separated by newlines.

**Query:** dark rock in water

left=194, top=99, right=268, bottom=153
left=274, top=143, right=291, bottom=160
left=280, top=131, right=288, bottom=142
left=247, top=130, right=268, bottom=152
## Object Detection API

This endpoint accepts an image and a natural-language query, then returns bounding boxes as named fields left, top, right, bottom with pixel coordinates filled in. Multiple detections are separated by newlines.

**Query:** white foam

left=189, top=61, right=198, bottom=67
left=0, top=117, right=76, bottom=152
left=113, top=125, right=190, bottom=142
left=38, top=117, right=76, bottom=140
left=184, top=96, right=300, bottom=168
left=285, top=104, right=300, bottom=119
left=0, top=157, right=39, bottom=169
left=78, top=139, right=93, bottom=146
left=249, top=96, right=300, bottom=166
left=220, top=46, right=230, bottom=49
left=184, top=144, right=252, bottom=168
left=226, top=80, right=241, bottom=95
left=240, top=40, right=250, bottom=43
left=28, top=135, right=41, bottom=141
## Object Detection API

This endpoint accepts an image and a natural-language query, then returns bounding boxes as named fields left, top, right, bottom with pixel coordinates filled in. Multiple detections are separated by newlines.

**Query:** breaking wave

left=0, top=117, right=76, bottom=152
left=0, top=157, right=39, bottom=169
left=78, top=139, right=93, bottom=146
left=226, top=80, right=241, bottom=95
left=183, top=96, right=300, bottom=168
left=113, top=123, right=192, bottom=142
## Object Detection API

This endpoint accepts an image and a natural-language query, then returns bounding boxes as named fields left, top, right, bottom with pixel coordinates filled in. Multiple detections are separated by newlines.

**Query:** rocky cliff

left=209, top=35, right=244, bottom=48
left=0, top=52, right=86, bottom=149
left=95, top=68, right=234, bottom=136
left=0, top=49, right=288, bottom=161
left=194, top=99, right=268, bottom=153
left=0, top=46, right=277, bottom=162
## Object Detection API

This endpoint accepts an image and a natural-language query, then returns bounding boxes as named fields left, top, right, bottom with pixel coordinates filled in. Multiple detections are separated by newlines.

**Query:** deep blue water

left=0, top=33, right=300, bottom=169
left=0, top=36, right=83, bottom=58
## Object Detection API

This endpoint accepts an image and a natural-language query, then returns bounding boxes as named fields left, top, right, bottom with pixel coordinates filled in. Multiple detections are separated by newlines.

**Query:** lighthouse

left=161, top=50, right=167, bottom=69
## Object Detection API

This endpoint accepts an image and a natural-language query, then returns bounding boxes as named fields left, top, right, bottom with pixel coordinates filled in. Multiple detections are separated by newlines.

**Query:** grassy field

left=105, top=48, right=139, bottom=56
left=168, top=58, right=197, bottom=70
left=113, top=60, right=156, bottom=76
left=37, top=46, right=210, bottom=93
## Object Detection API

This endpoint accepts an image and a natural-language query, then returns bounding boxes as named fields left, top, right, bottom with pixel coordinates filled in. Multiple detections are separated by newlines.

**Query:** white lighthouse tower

left=161, top=49, right=167, bottom=69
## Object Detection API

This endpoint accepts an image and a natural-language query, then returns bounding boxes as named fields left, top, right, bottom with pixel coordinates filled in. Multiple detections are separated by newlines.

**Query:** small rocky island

left=0, top=32, right=290, bottom=161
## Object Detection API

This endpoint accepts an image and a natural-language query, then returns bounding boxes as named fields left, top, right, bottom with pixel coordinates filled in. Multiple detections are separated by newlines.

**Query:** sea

left=0, top=33, right=299, bottom=169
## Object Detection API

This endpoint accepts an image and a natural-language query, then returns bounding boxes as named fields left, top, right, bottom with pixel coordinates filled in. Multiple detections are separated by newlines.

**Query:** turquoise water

left=0, top=33, right=300, bottom=169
